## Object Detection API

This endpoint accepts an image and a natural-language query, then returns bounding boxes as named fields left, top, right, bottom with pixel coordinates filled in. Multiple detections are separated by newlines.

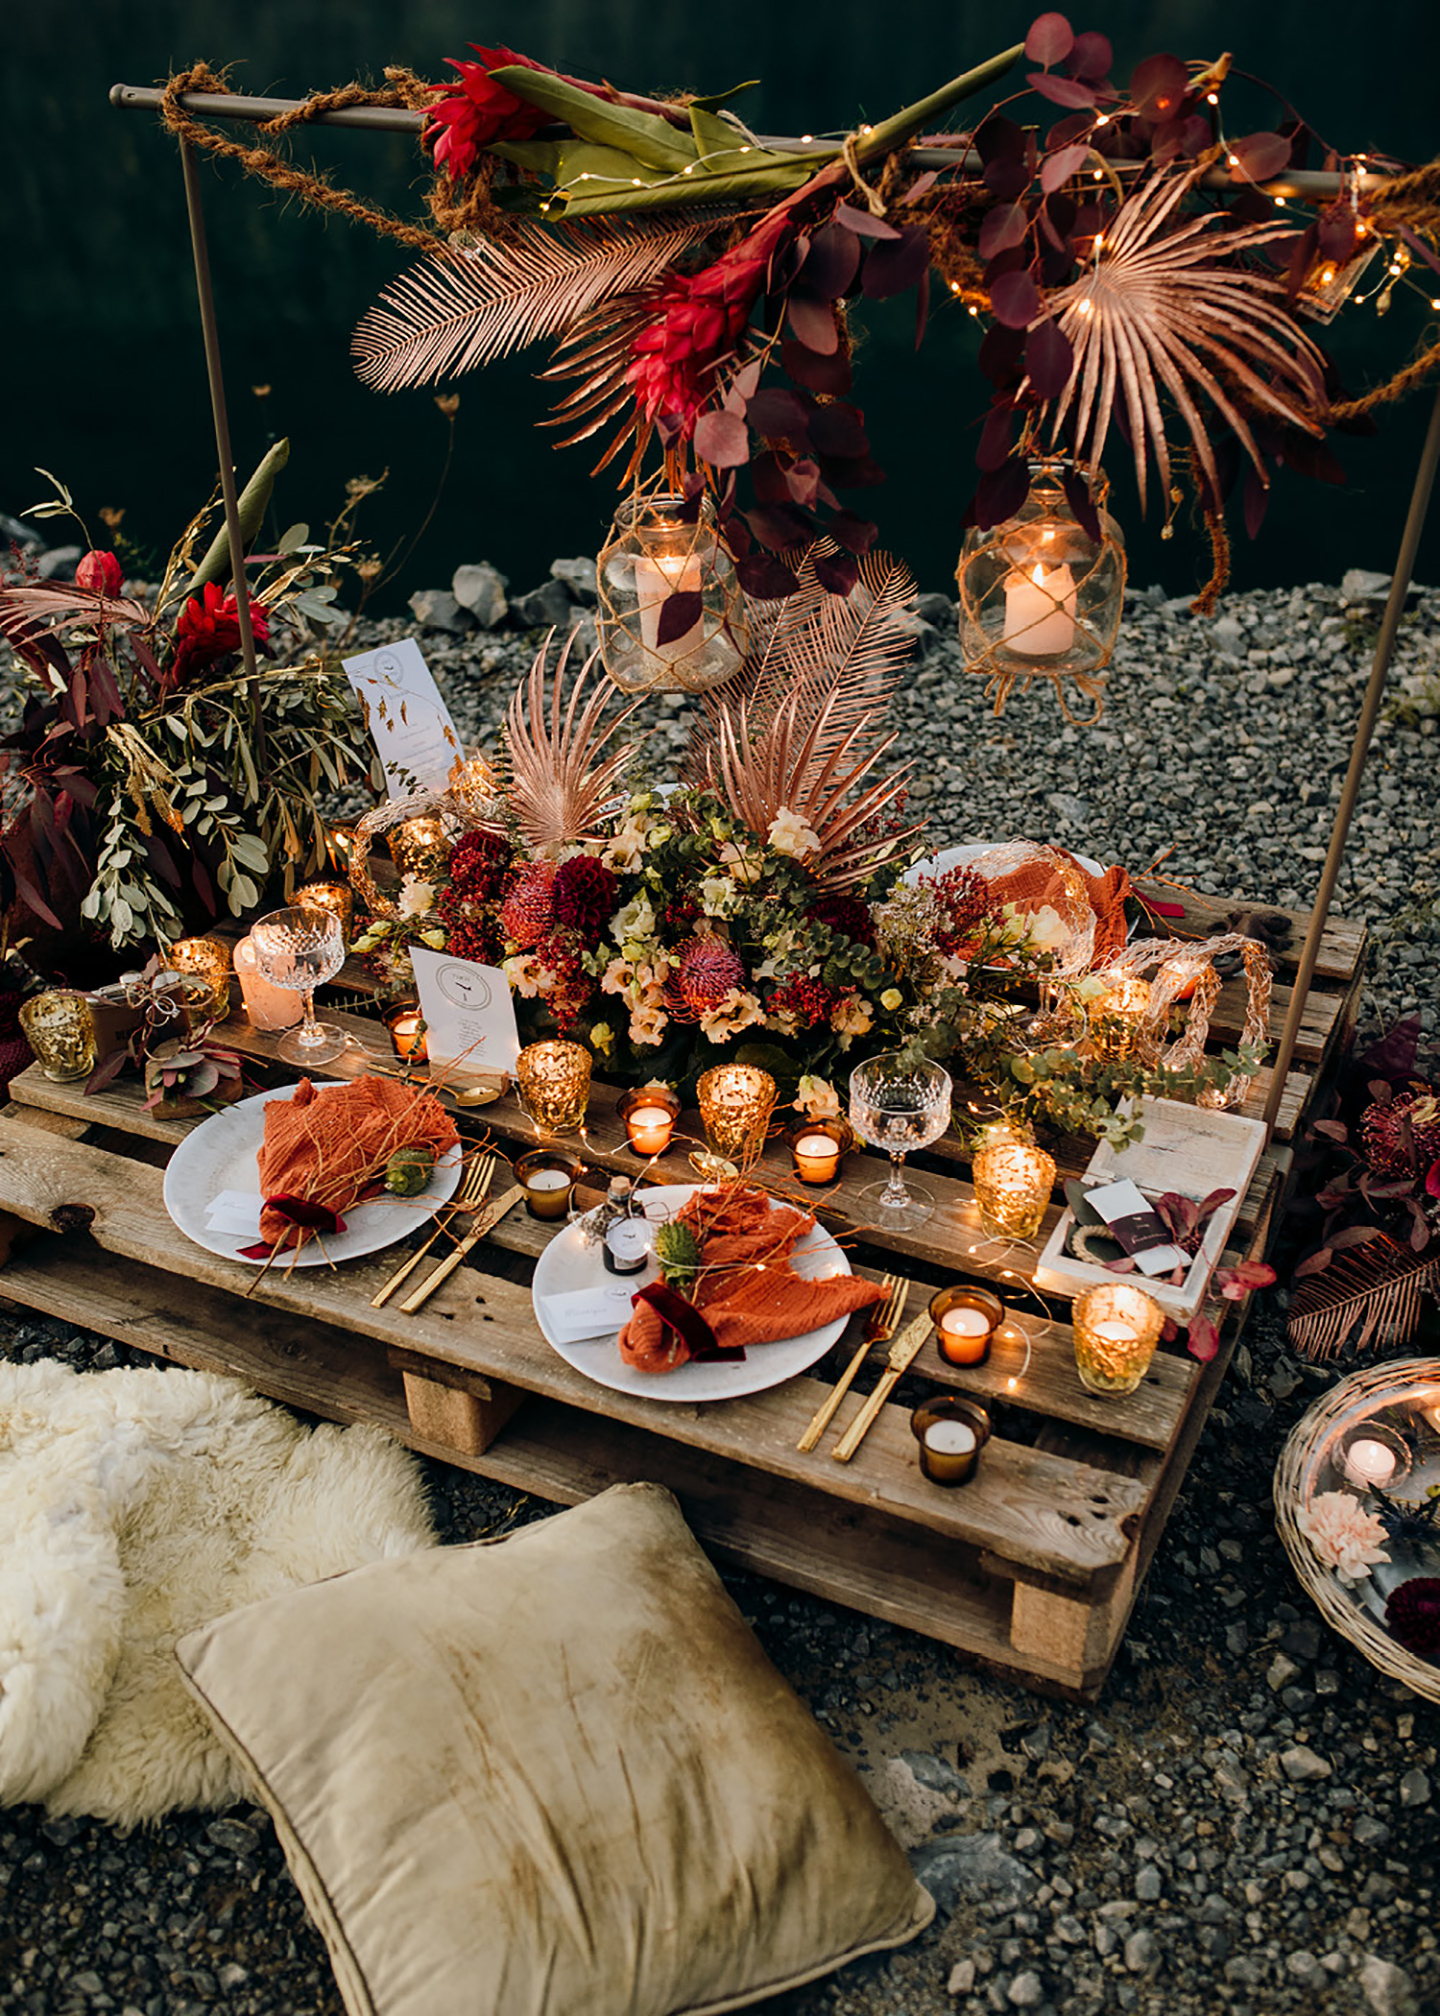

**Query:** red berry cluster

left=766, top=971, right=834, bottom=1030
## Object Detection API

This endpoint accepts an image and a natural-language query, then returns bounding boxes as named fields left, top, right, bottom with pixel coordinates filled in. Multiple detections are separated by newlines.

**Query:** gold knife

left=398, top=1185, right=525, bottom=1314
left=831, top=1310, right=934, bottom=1463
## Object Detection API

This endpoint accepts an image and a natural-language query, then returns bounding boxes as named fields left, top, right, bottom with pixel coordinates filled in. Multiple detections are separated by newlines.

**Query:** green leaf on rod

left=487, top=65, right=699, bottom=172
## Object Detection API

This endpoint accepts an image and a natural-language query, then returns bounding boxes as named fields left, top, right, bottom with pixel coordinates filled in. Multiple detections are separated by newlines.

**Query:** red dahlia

left=807, top=893, right=875, bottom=948
left=552, top=854, right=618, bottom=939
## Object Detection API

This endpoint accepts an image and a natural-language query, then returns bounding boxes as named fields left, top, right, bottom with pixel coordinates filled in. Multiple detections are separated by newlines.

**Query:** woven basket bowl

left=1273, top=1356, right=1440, bottom=1702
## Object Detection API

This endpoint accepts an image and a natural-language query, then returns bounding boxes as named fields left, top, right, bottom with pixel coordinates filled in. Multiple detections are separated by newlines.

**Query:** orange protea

left=499, top=860, right=557, bottom=948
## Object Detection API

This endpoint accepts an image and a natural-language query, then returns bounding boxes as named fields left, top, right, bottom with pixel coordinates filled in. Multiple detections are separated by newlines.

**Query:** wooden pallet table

left=0, top=888, right=1364, bottom=1698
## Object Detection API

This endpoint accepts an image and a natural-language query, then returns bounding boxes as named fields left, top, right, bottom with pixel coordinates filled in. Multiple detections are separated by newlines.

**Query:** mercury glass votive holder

left=696, top=1064, right=777, bottom=1165
left=1089, top=973, right=1152, bottom=1063
left=516, top=1040, right=593, bottom=1136
left=1071, top=1282, right=1165, bottom=1396
left=19, top=990, right=98, bottom=1082
left=971, top=1140, right=1056, bottom=1240
left=295, top=879, right=355, bottom=949
left=166, top=938, right=233, bottom=1022
left=388, top=816, right=452, bottom=881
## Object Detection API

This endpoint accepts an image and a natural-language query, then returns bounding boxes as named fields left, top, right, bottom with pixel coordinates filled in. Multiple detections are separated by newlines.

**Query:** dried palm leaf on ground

left=352, top=216, right=716, bottom=392
left=1288, top=1234, right=1440, bottom=1361
left=501, top=631, right=645, bottom=855
left=1032, top=165, right=1327, bottom=512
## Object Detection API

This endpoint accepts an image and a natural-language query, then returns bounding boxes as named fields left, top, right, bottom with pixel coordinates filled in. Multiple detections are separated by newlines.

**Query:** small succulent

left=654, top=1218, right=702, bottom=1290
left=142, top=1038, right=244, bottom=1111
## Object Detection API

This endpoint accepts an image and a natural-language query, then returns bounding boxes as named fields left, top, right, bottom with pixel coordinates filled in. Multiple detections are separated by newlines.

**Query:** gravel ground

left=3, top=555, right=1439, bottom=2016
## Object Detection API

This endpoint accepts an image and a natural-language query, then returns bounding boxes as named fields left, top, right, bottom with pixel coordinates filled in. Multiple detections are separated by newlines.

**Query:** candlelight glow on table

left=1071, top=1281, right=1164, bottom=1396
left=388, top=815, right=452, bottom=881
left=18, top=990, right=97, bottom=1082
left=386, top=1004, right=427, bottom=1062
left=234, top=935, right=303, bottom=1031
left=971, top=1140, right=1056, bottom=1241
left=1338, top=1422, right=1412, bottom=1492
left=789, top=1121, right=848, bottom=1186
left=516, top=1041, right=593, bottom=1137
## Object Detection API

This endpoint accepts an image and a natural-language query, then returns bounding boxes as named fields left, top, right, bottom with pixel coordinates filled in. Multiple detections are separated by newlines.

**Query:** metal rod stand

left=1261, top=378, right=1440, bottom=1132
left=178, top=137, right=266, bottom=759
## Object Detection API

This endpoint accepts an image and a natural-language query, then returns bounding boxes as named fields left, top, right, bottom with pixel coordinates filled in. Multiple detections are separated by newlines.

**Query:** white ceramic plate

left=903, top=841, right=1105, bottom=885
left=162, top=1085, right=462, bottom=1267
left=532, top=1184, right=853, bottom=1404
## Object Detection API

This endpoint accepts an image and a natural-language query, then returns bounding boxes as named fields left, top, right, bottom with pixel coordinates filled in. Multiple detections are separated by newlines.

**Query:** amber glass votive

left=972, top=1140, right=1056, bottom=1240
left=19, top=990, right=97, bottom=1082
left=617, top=1086, right=681, bottom=1156
left=788, top=1119, right=849, bottom=1186
left=515, top=1150, right=583, bottom=1221
left=1089, top=973, right=1152, bottom=1062
left=696, top=1064, right=776, bottom=1165
left=911, top=1396, right=992, bottom=1487
left=167, top=938, right=233, bottom=1022
left=295, top=879, right=354, bottom=948
left=388, top=816, right=452, bottom=881
left=516, top=1041, right=592, bottom=1136
left=386, top=1003, right=427, bottom=1062
left=1071, top=1281, right=1164, bottom=1396
left=929, top=1285, right=1004, bottom=1367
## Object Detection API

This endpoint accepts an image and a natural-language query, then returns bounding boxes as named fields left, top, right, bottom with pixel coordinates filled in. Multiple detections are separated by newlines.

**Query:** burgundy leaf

left=751, top=450, right=794, bottom=505
left=1025, top=11, right=1074, bottom=64
left=1130, top=53, right=1188, bottom=123
left=978, top=321, right=1026, bottom=383
left=1178, top=113, right=1212, bottom=158
left=834, top=203, right=902, bottom=241
left=785, top=457, right=821, bottom=506
left=1328, top=1224, right=1385, bottom=1252
left=1358, top=1016, right=1420, bottom=1083
left=745, top=502, right=815, bottom=550
left=1308, top=1115, right=1348, bottom=1140
left=977, top=115, right=1026, bottom=166
left=827, top=510, right=879, bottom=554
left=989, top=268, right=1041, bottom=327
left=1228, top=131, right=1293, bottom=183
left=1243, top=467, right=1269, bottom=539
left=1186, top=1316, right=1220, bottom=1362
left=1414, top=1215, right=1432, bottom=1253
left=1027, top=71, right=1096, bottom=109
left=809, top=402, right=869, bottom=458
left=746, top=386, right=813, bottom=437
left=1068, top=30, right=1112, bottom=80
left=1293, top=1247, right=1335, bottom=1279
left=1427, top=1159, right=1440, bottom=1201
left=801, top=223, right=862, bottom=299
left=977, top=402, right=1016, bottom=472
left=1227, top=1260, right=1278, bottom=1289
left=85, top=1049, right=133, bottom=1096
left=862, top=226, right=934, bottom=300
left=780, top=337, right=852, bottom=395
left=787, top=295, right=839, bottom=354
left=1025, top=318, right=1074, bottom=398
left=692, top=408, right=750, bottom=468
left=902, top=170, right=939, bottom=204
left=7, top=858, right=63, bottom=931
left=985, top=153, right=1030, bottom=200
left=1278, top=433, right=1347, bottom=486
left=735, top=552, right=802, bottom=599
left=975, top=456, right=1031, bottom=528
left=1041, top=143, right=1090, bottom=194
left=655, top=591, right=705, bottom=648
left=979, top=201, right=1030, bottom=259
left=813, top=548, right=861, bottom=595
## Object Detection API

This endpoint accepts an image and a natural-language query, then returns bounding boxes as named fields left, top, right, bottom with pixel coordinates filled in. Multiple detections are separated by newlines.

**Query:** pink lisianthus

left=1296, top=1491, right=1390, bottom=1585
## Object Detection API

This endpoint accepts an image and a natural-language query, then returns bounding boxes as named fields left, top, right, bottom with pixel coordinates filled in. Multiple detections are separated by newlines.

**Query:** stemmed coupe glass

left=249, top=905, right=347, bottom=1067
left=848, top=1052, right=953, bottom=1229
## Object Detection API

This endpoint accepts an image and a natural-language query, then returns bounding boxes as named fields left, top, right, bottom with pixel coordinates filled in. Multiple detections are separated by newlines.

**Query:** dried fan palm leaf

left=0, top=581, right=151, bottom=644
left=1287, top=1237, right=1440, bottom=1362
left=1033, top=167, right=1327, bottom=511
left=501, top=630, right=647, bottom=855
left=352, top=217, right=713, bottom=393
left=540, top=297, right=661, bottom=478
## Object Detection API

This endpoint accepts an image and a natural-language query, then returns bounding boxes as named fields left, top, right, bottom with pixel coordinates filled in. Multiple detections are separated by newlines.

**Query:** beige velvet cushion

left=176, top=1481, right=932, bottom=2016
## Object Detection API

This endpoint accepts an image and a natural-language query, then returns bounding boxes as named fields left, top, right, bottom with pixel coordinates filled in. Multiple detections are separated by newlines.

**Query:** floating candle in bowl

left=1338, top=1422, right=1411, bottom=1492
left=514, top=1150, right=584, bottom=1222
left=910, top=1396, right=992, bottom=1487
left=929, top=1285, right=1005, bottom=1367
left=617, top=1086, right=681, bottom=1156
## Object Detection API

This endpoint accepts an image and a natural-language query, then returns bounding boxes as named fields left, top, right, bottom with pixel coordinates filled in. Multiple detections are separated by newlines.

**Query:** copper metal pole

left=177, top=136, right=265, bottom=755
left=1261, top=377, right=1440, bottom=1133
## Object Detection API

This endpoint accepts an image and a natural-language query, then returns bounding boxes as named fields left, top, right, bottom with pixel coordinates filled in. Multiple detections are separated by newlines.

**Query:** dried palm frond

left=0, top=580, right=151, bottom=646
left=711, top=686, right=921, bottom=892
left=1287, top=1236, right=1440, bottom=1362
left=540, top=295, right=661, bottom=478
left=352, top=216, right=713, bottom=393
left=1034, top=166, right=1327, bottom=511
left=500, top=630, right=647, bottom=856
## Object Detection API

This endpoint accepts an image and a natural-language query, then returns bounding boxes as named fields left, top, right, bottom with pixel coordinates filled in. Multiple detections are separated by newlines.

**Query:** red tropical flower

left=627, top=211, right=792, bottom=435
left=75, top=549, right=123, bottom=597
left=427, top=46, right=556, bottom=180
left=166, top=583, right=270, bottom=690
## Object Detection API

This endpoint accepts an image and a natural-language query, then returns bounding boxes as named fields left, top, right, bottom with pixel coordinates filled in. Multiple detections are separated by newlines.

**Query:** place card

left=409, top=947, right=521, bottom=1077
left=1082, top=1177, right=1188, bottom=1277
left=540, top=1282, right=650, bottom=1343
left=205, top=1189, right=263, bottom=1238
left=341, top=639, right=462, bottom=797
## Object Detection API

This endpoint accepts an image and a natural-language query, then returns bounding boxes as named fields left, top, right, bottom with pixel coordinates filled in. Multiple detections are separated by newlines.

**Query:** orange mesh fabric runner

left=1059, top=850, right=1132, bottom=966
left=255, top=1077, right=459, bottom=1252
left=618, top=1186, right=883, bottom=1374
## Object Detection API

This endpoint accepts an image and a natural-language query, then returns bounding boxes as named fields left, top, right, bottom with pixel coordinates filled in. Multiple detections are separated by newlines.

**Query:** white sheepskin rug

left=0, top=1357, right=435, bottom=1827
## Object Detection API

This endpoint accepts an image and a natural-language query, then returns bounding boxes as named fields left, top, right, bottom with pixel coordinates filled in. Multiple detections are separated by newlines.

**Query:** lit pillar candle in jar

left=618, top=1086, right=682, bottom=1156
left=634, top=543, right=706, bottom=665
left=971, top=1141, right=1056, bottom=1241
left=1071, top=1282, right=1164, bottom=1396
left=386, top=1005, right=427, bottom=1062
left=1003, top=561, right=1077, bottom=657
left=515, top=1151, right=583, bottom=1222
left=233, top=934, right=303, bottom=1031
left=1089, top=973, right=1152, bottom=1063
left=911, top=1397, right=991, bottom=1486
left=296, top=880, right=354, bottom=949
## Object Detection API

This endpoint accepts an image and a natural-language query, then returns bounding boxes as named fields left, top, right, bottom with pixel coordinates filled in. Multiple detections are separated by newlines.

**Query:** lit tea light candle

left=1071, top=1282, right=1164, bottom=1397
left=1344, top=1437, right=1399, bottom=1488
left=929, top=1285, right=1005, bottom=1368
left=515, top=1151, right=583, bottom=1222
left=1089, top=972, right=1152, bottom=1063
left=386, top=1005, right=427, bottom=1062
left=791, top=1125, right=845, bottom=1185
left=1090, top=1318, right=1138, bottom=1345
left=388, top=816, right=452, bottom=881
left=618, top=1085, right=682, bottom=1156
left=634, top=541, right=706, bottom=666
left=1003, top=560, right=1077, bottom=657
left=296, top=879, right=354, bottom=948
left=911, top=1396, right=991, bottom=1486
left=972, top=1141, right=1056, bottom=1241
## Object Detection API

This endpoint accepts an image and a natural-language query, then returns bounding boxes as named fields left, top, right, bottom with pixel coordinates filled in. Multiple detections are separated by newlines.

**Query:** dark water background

left=5, top=0, right=1439, bottom=605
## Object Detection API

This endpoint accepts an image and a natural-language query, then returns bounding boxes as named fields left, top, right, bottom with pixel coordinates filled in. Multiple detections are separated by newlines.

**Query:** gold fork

left=370, top=1154, right=494, bottom=1308
left=796, top=1273, right=907, bottom=1453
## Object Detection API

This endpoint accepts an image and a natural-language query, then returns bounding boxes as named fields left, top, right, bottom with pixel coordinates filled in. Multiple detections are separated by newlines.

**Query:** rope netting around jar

left=1104, top=932, right=1273, bottom=1109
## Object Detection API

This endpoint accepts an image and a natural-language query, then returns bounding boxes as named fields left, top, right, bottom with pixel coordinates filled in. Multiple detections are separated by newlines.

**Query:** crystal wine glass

left=250, top=905, right=347, bottom=1066
left=848, top=1052, right=953, bottom=1229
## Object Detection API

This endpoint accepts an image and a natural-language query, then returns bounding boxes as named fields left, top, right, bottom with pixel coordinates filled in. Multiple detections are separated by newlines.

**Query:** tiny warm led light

left=683, top=165, right=694, bottom=173
left=950, top=281, right=961, bottom=293
left=1092, top=168, right=1104, bottom=180
left=1095, top=112, right=1109, bottom=125
left=860, top=123, right=873, bottom=133
left=1007, top=1377, right=1018, bottom=1391
left=968, top=303, right=979, bottom=316
left=1228, top=154, right=1240, bottom=168
left=802, top=133, right=814, bottom=142
left=1078, top=298, right=1094, bottom=315
left=1432, top=298, right=1440, bottom=310
left=1206, top=91, right=1219, bottom=104
left=740, top=145, right=751, bottom=153
left=633, top=178, right=642, bottom=186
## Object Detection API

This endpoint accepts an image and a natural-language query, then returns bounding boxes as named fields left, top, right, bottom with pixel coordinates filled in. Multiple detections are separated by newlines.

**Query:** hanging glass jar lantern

left=596, top=490, right=748, bottom=695
left=956, top=461, right=1125, bottom=724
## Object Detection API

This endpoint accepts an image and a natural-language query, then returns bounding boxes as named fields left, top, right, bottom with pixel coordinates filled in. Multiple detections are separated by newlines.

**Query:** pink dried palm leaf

left=352, top=216, right=715, bottom=394
left=501, top=630, right=647, bottom=854
left=1032, top=166, right=1327, bottom=511
left=540, top=296, right=662, bottom=478
left=0, top=580, right=152, bottom=645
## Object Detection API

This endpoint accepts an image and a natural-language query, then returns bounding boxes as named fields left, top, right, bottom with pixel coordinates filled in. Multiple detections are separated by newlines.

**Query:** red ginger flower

left=627, top=211, right=792, bottom=435
left=427, top=45, right=554, bottom=180
left=76, top=550, right=123, bottom=597
left=166, top=582, right=269, bottom=690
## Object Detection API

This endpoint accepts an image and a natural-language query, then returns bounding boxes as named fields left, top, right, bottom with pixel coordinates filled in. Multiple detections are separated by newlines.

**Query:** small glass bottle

left=590, top=1175, right=654, bottom=1276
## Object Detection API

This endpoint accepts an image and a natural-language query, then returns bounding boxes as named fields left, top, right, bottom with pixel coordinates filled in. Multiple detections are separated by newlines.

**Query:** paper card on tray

left=540, top=1282, right=649, bottom=1344
left=341, top=639, right=462, bottom=797
left=205, top=1190, right=263, bottom=1238
left=410, top=948, right=520, bottom=1076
